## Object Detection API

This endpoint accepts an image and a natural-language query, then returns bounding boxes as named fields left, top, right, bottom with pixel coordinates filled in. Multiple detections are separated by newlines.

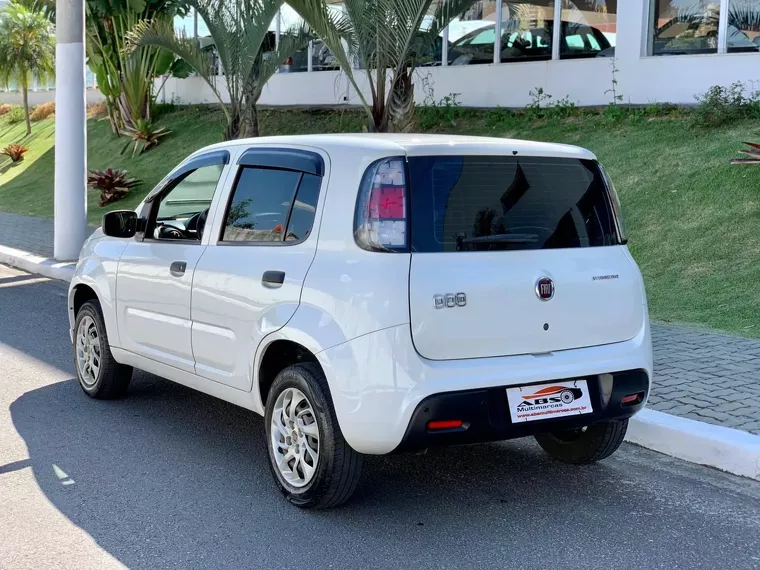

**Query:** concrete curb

left=0, top=244, right=76, bottom=282
left=627, top=409, right=760, bottom=481
left=2, top=245, right=760, bottom=481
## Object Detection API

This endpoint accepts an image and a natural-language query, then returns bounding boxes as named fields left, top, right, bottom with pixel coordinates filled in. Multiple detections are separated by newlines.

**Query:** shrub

left=30, top=101, right=55, bottom=121
left=6, top=106, right=24, bottom=124
left=0, top=103, right=16, bottom=116
left=152, top=102, right=177, bottom=119
left=1, top=143, right=29, bottom=161
left=692, top=82, right=760, bottom=127
left=87, top=102, right=108, bottom=118
left=87, top=168, right=142, bottom=206
left=121, top=119, right=170, bottom=158
left=417, top=93, right=472, bottom=129
left=525, top=88, right=578, bottom=120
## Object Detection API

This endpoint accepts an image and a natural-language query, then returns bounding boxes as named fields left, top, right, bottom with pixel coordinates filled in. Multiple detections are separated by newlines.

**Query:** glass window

left=407, top=156, right=619, bottom=253
left=727, top=0, right=760, bottom=52
left=415, top=0, right=444, bottom=66
left=222, top=167, right=321, bottom=243
left=650, top=0, right=720, bottom=55
left=449, top=0, right=497, bottom=64
left=152, top=164, right=224, bottom=241
left=285, top=173, right=321, bottom=242
left=560, top=0, right=616, bottom=58
left=499, top=1, right=554, bottom=63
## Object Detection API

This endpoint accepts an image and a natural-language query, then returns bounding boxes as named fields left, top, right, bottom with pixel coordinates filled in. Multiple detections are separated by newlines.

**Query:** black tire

left=73, top=300, right=133, bottom=400
left=534, top=419, right=628, bottom=465
left=264, top=363, right=363, bottom=509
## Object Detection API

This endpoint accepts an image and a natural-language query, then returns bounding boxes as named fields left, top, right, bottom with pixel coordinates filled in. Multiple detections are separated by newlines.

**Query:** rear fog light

left=427, top=420, right=463, bottom=431
left=621, top=392, right=644, bottom=406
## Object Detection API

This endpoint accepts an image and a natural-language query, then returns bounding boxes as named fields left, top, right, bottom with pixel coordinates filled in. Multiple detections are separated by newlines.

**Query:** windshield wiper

left=461, top=234, right=539, bottom=244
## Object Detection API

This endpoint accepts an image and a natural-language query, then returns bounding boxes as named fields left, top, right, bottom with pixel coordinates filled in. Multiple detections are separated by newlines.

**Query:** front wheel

left=534, top=419, right=628, bottom=465
left=73, top=300, right=133, bottom=399
left=264, top=363, right=363, bottom=509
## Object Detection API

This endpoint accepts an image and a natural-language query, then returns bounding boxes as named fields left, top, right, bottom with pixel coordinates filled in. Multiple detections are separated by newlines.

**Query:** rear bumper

left=394, top=369, right=649, bottom=452
left=317, top=316, right=652, bottom=455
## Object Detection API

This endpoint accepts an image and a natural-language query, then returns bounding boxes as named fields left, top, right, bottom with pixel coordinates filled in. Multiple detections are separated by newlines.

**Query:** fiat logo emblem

left=535, top=277, right=554, bottom=301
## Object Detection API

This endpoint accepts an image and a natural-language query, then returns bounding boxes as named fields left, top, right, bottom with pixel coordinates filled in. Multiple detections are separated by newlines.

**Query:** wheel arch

left=251, top=304, right=354, bottom=413
left=68, top=250, right=123, bottom=348
left=255, top=338, right=324, bottom=413
left=72, top=283, right=98, bottom=315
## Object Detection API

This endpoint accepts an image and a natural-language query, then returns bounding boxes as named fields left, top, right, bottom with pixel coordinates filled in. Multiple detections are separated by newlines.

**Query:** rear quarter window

left=407, top=155, right=620, bottom=253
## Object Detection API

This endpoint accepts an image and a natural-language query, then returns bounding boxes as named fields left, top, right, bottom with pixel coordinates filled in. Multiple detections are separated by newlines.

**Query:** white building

left=163, top=0, right=760, bottom=109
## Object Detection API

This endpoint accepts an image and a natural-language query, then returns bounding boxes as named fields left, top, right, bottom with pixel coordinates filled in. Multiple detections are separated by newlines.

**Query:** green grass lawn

left=0, top=104, right=758, bottom=337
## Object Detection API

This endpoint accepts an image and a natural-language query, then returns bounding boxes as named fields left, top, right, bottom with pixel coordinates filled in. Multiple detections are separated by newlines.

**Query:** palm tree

left=288, top=0, right=478, bottom=132
left=127, top=0, right=311, bottom=139
left=0, top=2, right=55, bottom=136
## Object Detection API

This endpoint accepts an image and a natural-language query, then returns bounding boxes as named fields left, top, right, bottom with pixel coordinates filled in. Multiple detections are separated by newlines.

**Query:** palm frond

left=252, top=22, right=313, bottom=100
left=288, top=0, right=374, bottom=118
left=126, top=18, right=229, bottom=120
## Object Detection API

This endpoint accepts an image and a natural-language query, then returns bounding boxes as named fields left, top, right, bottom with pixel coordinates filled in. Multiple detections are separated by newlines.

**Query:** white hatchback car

left=69, top=134, right=652, bottom=508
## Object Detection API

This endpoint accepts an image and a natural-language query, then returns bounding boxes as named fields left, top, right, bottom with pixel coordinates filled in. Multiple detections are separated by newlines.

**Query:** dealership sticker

left=506, top=380, right=593, bottom=423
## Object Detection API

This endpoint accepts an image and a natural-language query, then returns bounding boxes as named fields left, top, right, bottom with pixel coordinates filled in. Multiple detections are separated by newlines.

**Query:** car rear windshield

left=407, top=155, right=620, bottom=253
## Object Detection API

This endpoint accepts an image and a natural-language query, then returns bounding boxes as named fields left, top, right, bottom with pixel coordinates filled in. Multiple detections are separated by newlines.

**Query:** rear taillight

left=354, top=157, right=408, bottom=251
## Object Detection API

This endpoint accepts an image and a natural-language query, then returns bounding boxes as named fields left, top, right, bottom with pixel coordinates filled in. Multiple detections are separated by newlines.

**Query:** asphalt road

left=2, top=263, right=760, bottom=570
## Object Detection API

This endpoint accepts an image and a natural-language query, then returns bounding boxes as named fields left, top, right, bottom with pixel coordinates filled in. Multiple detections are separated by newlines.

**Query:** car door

left=190, top=147, right=327, bottom=391
left=116, top=150, right=231, bottom=372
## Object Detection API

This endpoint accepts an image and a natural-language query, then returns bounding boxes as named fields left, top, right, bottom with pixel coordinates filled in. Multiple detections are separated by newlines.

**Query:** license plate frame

left=506, top=380, right=593, bottom=423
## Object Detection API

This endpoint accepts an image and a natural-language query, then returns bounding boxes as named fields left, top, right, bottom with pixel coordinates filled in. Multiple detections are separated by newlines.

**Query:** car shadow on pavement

left=12, top=368, right=746, bottom=570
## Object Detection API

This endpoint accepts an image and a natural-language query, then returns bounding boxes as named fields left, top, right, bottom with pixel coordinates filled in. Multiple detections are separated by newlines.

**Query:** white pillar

left=442, top=26, right=449, bottom=66
left=275, top=9, right=281, bottom=46
left=54, top=0, right=87, bottom=261
left=494, top=1, right=502, bottom=64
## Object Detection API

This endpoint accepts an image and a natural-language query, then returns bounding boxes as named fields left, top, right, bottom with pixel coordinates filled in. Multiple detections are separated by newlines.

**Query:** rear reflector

left=427, top=420, right=463, bottom=430
left=621, top=392, right=644, bottom=406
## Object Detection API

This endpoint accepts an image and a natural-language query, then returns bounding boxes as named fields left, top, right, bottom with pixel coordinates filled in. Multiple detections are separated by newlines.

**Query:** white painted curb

left=0, top=244, right=76, bottom=282
left=2, top=244, right=760, bottom=481
left=627, top=408, right=760, bottom=481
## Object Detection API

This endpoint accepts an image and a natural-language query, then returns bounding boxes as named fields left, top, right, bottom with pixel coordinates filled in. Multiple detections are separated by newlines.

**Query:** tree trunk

left=389, top=70, right=415, bottom=133
left=21, top=80, right=31, bottom=137
left=104, top=97, right=121, bottom=136
left=223, top=105, right=242, bottom=141
left=242, top=102, right=259, bottom=138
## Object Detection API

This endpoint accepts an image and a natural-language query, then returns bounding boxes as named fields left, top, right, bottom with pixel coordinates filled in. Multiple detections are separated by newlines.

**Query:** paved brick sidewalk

left=0, top=212, right=96, bottom=258
left=1, top=211, right=759, bottom=435
left=649, top=325, right=760, bottom=435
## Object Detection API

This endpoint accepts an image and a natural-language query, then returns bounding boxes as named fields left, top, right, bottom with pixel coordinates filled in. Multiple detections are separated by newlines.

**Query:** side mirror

left=102, top=210, right=138, bottom=238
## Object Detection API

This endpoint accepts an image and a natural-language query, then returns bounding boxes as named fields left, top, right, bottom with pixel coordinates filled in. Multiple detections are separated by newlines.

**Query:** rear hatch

left=407, top=154, right=644, bottom=361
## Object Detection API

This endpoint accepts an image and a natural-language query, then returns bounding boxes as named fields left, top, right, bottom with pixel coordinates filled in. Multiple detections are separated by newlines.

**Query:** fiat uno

left=68, top=134, right=652, bottom=508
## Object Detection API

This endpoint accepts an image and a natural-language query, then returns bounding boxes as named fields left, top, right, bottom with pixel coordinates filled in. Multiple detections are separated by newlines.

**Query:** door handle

left=170, top=260, right=187, bottom=277
left=262, top=270, right=285, bottom=289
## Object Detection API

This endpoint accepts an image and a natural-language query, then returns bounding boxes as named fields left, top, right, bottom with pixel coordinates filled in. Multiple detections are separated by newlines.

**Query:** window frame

left=646, top=0, right=743, bottom=56
left=216, top=147, right=325, bottom=247
left=139, top=150, right=230, bottom=244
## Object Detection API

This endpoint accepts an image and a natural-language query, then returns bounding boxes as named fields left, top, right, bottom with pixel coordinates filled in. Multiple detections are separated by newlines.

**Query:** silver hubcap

left=270, top=387, right=320, bottom=488
left=76, top=316, right=101, bottom=387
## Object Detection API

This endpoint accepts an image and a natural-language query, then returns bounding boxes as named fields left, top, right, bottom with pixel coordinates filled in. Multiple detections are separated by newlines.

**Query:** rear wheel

left=534, top=419, right=628, bottom=464
left=74, top=300, right=133, bottom=399
left=264, top=363, right=363, bottom=509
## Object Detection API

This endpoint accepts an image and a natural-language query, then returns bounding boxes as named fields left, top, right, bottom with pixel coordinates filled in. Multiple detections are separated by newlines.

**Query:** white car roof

left=199, top=133, right=597, bottom=160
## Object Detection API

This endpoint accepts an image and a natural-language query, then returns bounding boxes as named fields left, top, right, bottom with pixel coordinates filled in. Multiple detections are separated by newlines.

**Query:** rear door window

left=407, top=156, right=620, bottom=253
left=220, top=167, right=320, bottom=243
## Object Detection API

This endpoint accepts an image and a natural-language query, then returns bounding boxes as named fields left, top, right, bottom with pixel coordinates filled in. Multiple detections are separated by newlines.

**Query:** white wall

left=0, top=89, right=104, bottom=106
left=159, top=0, right=760, bottom=109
